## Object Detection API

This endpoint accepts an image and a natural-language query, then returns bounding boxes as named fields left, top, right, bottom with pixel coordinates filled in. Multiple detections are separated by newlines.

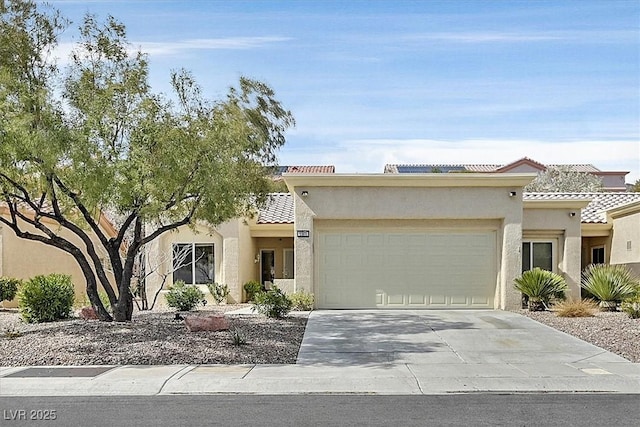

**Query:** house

left=145, top=168, right=640, bottom=311
left=0, top=206, right=117, bottom=308
left=143, top=167, right=332, bottom=305
left=384, top=157, right=629, bottom=192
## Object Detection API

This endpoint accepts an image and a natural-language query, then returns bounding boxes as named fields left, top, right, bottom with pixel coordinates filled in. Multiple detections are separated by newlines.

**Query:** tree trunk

left=113, top=288, right=134, bottom=321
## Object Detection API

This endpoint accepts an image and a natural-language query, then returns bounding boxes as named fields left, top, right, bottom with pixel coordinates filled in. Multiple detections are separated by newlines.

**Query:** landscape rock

left=78, top=306, right=98, bottom=320
left=184, top=314, right=229, bottom=332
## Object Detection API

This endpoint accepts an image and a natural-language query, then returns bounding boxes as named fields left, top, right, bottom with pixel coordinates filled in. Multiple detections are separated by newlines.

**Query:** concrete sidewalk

left=1, top=361, right=639, bottom=396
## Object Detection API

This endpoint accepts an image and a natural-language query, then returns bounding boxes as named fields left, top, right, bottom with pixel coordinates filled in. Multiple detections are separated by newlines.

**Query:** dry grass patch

left=552, top=299, right=599, bottom=317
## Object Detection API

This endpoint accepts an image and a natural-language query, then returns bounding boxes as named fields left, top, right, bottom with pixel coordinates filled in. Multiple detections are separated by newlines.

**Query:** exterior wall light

left=301, top=190, right=309, bottom=197
left=569, top=212, right=576, bottom=217
left=509, top=191, right=517, bottom=197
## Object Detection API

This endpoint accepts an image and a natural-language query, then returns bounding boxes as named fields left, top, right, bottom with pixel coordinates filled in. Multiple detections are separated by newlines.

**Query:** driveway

left=297, top=310, right=630, bottom=366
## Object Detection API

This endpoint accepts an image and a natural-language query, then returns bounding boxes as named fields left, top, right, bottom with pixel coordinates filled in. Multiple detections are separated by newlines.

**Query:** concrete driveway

left=297, top=310, right=630, bottom=366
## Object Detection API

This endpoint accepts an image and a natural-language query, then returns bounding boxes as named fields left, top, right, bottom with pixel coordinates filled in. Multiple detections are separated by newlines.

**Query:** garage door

left=316, top=229, right=497, bottom=309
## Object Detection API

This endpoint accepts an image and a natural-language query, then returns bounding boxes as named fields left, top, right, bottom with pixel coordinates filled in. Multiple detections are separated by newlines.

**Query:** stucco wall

left=0, top=220, right=115, bottom=308
left=293, top=185, right=524, bottom=310
left=144, top=220, right=245, bottom=306
left=610, top=211, right=640, bottom=267
left=522, top=208, right=582, bottom=301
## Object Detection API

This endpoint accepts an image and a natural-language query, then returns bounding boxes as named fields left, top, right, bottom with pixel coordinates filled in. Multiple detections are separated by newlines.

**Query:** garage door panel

left=317, top=229, right=496, bottom=309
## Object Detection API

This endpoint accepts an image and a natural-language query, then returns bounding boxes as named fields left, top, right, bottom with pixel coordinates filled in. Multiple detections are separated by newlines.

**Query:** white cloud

left=135, top=37, right=291, bottom=57
left=279, top=138, right=640, bottom=182
left=49, top=36, right=290, bottom=64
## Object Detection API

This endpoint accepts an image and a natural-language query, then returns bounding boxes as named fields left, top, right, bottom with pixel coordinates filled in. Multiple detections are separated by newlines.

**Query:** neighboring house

left=0, top=206, right=117, bottom=308
left=524, top=192, right=640, bottom=276
left=384, top=157, right=629, bottom=192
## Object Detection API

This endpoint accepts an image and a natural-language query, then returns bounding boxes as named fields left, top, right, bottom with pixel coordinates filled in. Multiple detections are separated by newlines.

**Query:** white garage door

left=316, top=228, right=497, bottom=309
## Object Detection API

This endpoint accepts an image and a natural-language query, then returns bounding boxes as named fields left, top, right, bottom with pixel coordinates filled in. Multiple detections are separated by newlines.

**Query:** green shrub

left=243, top=280, right=262, bottom=302
left=290, top=290, right=314, bottom=311
left=230, top=328, right=247, bottom=346
left=0, top=277, right=21, bottom=302
left=207, top=282, right=230, bottom=304
left=252, top=286, right=292, bottom=318
left=18, top=274, right=75, bottom=323
left=514, top=268, right=568, bottom=311
left=165, top=281, right=206, bottom=311
left=621, top=294, right=640, bottom=319
left=74, top=289, right=111, bottom=311
left=581, top=264, right=638, bottom=311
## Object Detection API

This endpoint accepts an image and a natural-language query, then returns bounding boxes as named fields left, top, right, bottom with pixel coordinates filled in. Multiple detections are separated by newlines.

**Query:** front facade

left=145, top=173, right=640, bottom=310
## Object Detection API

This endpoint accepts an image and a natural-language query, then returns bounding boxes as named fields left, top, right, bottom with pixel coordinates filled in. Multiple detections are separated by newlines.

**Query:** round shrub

left=581, top=264, right=638, bottom=310
left=621, top=295, right=640, bottom=319
left=243, top=280, right=262, bottom=302
left=290, top=290, right=314, bottom=311
left=165, top=281, right=206, bottom=311
left=252, top=286, right=292, bottom=318
left=0, top=277, right=21, bottom=302
left=18, top=274, right=75, bottom=323
left=514, top=268, right=568, bottom=311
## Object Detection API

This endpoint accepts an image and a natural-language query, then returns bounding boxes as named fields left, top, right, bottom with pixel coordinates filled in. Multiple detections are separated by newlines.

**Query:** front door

left=260, top=250, right=275, bottom=286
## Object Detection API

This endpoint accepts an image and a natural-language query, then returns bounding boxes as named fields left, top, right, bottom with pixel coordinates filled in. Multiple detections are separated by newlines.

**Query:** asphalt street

left=1, top=394, right=639, bottom=427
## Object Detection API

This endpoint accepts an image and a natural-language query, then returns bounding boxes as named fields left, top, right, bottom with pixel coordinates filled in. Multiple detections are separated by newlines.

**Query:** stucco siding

left=522, top=208, right=582, bottom=301
left=0, top=220, right=115, bottom=308
left=293, top=184, right=525, bottom=310
left=610, top=212, right=640, bottom=266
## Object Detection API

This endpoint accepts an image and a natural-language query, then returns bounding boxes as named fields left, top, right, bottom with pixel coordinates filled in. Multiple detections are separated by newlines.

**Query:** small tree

left=525, top=166, right=604, bottom=192
left=0, top=0, right=294, bottom=322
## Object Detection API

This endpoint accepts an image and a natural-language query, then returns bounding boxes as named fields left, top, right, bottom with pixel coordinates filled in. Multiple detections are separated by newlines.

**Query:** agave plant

left=581, top=264, right=639, bottom=311
left=514, top=268, right=568, bottom=311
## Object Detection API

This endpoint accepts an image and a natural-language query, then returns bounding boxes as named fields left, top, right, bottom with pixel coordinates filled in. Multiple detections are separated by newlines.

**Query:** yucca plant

left=580, top=264, right=638, bottom=311
left=514, top=268, right=568, bottom=311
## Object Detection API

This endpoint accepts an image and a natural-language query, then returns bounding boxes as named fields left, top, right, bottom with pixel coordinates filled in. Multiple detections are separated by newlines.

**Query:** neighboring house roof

left=524, top=192, right=640, bottom=224
left=256, top=193, right=294, bottom=224
left=384, top=157, right=619, bottom=175
left=276, top=165, right=335, bottom=174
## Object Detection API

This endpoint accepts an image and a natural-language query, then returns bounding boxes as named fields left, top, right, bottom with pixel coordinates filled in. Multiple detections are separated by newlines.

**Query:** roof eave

left=523, top=198, right=592, bottom=210
left=283, top=173, right=537, bottom=190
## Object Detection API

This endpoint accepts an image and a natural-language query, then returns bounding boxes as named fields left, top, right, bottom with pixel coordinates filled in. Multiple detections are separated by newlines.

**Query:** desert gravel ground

left=0, top=305, right=308, bottom=366
left=1, top=306, right=638, bottom=365
left=518, top=309, right=640, bottom=363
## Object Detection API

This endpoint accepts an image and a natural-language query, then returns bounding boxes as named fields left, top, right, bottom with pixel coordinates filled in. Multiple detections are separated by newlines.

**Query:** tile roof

left=254, top=192, right=640, bottom=226
left=524, top=192, right=640, bottom=224
left=385, top=158, right=602, bottom=174
left=256, top=193, right=294, bottom=224
left=276, top=165, right=335, bottom=174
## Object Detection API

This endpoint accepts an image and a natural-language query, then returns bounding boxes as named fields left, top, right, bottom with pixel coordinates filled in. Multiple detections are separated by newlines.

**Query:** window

left=172, top=243, right=214, bottom=285
left=283, top=249, right=294, bottom=279
left=591, top=246, right=605, bottom=264
left=522, top=241, right=553, bottom=272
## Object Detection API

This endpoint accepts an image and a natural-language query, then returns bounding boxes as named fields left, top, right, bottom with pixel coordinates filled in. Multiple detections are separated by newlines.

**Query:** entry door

left=260, top=250, right=275, bottom=285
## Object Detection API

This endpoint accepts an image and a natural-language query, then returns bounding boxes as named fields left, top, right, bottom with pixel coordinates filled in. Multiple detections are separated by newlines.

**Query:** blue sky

left=49, top=0, right=639, bottom=181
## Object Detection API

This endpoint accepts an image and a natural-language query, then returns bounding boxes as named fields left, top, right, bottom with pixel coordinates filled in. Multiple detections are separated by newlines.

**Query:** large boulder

left=184, top=315, right=229, bottom=332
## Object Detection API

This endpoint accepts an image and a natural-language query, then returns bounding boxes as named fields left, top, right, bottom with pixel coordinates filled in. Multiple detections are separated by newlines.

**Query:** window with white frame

left=522, top=241, right=554, bottom=272
left=172, top=243, right=214, bottom=285
left=283, top=248, right=294, bottom=279
left=591, top=246, right=605, bottom=264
